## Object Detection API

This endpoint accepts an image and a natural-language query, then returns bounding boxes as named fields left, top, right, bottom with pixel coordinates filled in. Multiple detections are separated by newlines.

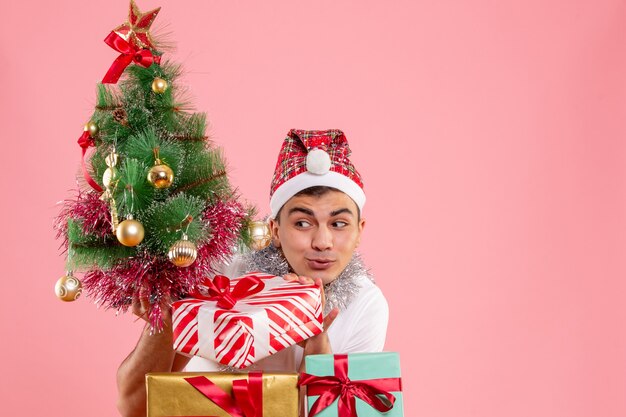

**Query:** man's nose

left=312, top=225, right=333, bottom=251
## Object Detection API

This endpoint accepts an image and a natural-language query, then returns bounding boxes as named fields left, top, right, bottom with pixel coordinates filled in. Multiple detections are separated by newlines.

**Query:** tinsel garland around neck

left=242, top=244, right=374, bottom=314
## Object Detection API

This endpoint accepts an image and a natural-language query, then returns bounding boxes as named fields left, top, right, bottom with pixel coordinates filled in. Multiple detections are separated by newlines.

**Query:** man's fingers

left=283, top=274, right=316, bottom=285
left=323, top=307, right=339, bottom=330
left=131, top=295, right=143, bottom=317
left=140, top=295, right=150, bottom=313
left=283, top=273, right=298, bottom=282
left=138, top=284, right=150, bottom=311
left=314, top=278, right=327, bottom=311
left=298, top=275, right=315, bottom=285
left=131, top=284, right=152, bottom=322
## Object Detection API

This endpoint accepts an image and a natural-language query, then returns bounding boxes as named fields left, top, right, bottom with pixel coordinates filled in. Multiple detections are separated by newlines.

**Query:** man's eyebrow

left=330, top=208, right=354, bottom=217
left=288, top=207, right=315, bottom=217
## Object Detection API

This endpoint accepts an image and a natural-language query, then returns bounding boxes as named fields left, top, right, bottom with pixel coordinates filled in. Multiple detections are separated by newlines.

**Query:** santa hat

left=269, top=129, right=365, bottom=218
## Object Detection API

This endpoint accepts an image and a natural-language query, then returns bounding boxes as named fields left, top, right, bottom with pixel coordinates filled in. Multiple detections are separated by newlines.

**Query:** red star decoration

left=113, top=0, right=161, bottom=49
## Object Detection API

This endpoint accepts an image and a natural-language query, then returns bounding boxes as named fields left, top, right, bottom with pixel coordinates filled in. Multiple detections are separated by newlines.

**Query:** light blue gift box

left=303, top=352, right=404, bottom=417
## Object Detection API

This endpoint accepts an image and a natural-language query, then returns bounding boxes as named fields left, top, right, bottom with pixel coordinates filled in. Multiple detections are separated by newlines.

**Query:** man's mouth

left=306, top=258, right=335, bottom=270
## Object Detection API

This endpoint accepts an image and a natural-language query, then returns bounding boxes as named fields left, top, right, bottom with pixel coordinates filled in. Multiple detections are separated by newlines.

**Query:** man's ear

left=269, top=218, right=281, bottom=248
left=356, top=217, right=366, bottom=247
left=359, top=217, right=366, bottom=233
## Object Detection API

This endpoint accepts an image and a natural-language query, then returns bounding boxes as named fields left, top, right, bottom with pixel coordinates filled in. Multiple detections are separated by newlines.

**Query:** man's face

left=270, top=190, right=365, bottom=284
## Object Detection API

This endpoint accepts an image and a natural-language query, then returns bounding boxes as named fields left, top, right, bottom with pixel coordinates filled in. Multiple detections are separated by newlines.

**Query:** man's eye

left=295, top=220, right=311, bottom=227
left=333, top=221, right=348, bottom=228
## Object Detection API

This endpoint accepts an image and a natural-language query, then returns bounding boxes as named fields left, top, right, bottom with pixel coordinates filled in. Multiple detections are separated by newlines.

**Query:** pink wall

left=1, top=0, right=625, bottom=416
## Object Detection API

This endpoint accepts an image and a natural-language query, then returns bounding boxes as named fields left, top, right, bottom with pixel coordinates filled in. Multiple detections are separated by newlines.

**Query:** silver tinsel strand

left=242, top=244, right=374, bottom=315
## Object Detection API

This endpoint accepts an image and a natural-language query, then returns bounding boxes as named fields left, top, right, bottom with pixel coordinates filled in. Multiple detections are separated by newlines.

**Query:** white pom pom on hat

left=306, top=148, right=332, bottom=175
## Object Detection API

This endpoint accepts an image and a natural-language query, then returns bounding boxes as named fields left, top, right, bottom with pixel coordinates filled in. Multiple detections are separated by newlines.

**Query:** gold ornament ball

left=168, top=237, right=198, bottom=267
left=147, top=163, right=174, bottom=188
left=116, top=218, right=145, bottom=247
left=151, top=77, right=169, bottom=94
left=84, top=121, right=99, bottom=137
left=248, top=221, right=271, bottom=251
left=55, top=274, right=82, bottom=302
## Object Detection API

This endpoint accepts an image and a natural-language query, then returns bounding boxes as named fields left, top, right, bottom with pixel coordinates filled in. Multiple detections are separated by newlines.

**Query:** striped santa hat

left=269, top=129, right=365, bottom=218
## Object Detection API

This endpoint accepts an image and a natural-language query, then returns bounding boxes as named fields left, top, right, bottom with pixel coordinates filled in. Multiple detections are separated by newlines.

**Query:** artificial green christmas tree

left=55, top=0, right=255, bottom=328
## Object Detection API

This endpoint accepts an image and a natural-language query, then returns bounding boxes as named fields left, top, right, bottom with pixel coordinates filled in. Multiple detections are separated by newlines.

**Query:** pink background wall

left=1, top=0, right=625, bottom=416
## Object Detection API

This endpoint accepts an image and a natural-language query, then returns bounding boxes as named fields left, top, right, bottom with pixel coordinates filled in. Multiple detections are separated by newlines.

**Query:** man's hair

left=274, top=186, right=361, bottom=223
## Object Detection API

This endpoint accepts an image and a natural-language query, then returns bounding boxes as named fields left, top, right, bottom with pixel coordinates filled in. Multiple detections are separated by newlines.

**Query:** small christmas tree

left=55, top=0, right=254, bottom=329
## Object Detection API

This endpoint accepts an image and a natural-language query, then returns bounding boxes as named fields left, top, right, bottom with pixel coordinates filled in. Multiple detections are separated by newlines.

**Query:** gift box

left=172, top=272, right=324, bottom=368
left=146, top=372, right=299, bottom=417
left=300, top=352, right=404, bottom=417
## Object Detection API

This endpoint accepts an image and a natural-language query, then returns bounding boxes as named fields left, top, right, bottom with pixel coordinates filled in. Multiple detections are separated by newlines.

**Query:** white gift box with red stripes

left=172, top=272, right=324, bottom=369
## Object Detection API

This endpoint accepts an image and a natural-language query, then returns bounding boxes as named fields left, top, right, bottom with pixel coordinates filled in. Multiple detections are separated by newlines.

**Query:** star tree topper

left=113, top=0, right=161, bottom=49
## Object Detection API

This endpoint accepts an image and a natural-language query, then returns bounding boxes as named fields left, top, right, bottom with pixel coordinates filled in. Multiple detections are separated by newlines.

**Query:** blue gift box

left=301, top=352, right=404, bottom=417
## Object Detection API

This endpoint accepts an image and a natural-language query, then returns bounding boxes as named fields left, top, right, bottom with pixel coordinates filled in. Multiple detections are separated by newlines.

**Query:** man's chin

left=311, top=269, right=341, bottom=285
left=296, top=266, right=339, bottom=285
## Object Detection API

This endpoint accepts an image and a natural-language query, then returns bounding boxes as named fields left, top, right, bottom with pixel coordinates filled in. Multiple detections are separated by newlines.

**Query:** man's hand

left=131, top=286, right=173, bottom=326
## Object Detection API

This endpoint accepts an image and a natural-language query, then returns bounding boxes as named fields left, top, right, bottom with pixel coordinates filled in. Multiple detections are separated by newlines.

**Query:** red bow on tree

left=101, top=31, right=161, bottom=84
left=77, top=130, right=103, bottom=192
left=190, top=275, right=265, bottom=310
left=298, top=354, right=402, bottom=417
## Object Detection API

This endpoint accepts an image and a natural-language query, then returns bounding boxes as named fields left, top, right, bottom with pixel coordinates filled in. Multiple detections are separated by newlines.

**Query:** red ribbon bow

left=77, top=130, right=103, bottom=192
left=101, top=31, right=161, bottom=84
left=185, top=372, right=263, bottom=417
left=190, top=275, right=265, bottom=310
left=298, top=354, right=402, bottom=417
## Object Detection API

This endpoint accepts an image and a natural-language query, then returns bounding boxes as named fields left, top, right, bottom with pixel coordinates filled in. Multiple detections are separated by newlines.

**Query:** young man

left=116, top=129, right=388, bottom=417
